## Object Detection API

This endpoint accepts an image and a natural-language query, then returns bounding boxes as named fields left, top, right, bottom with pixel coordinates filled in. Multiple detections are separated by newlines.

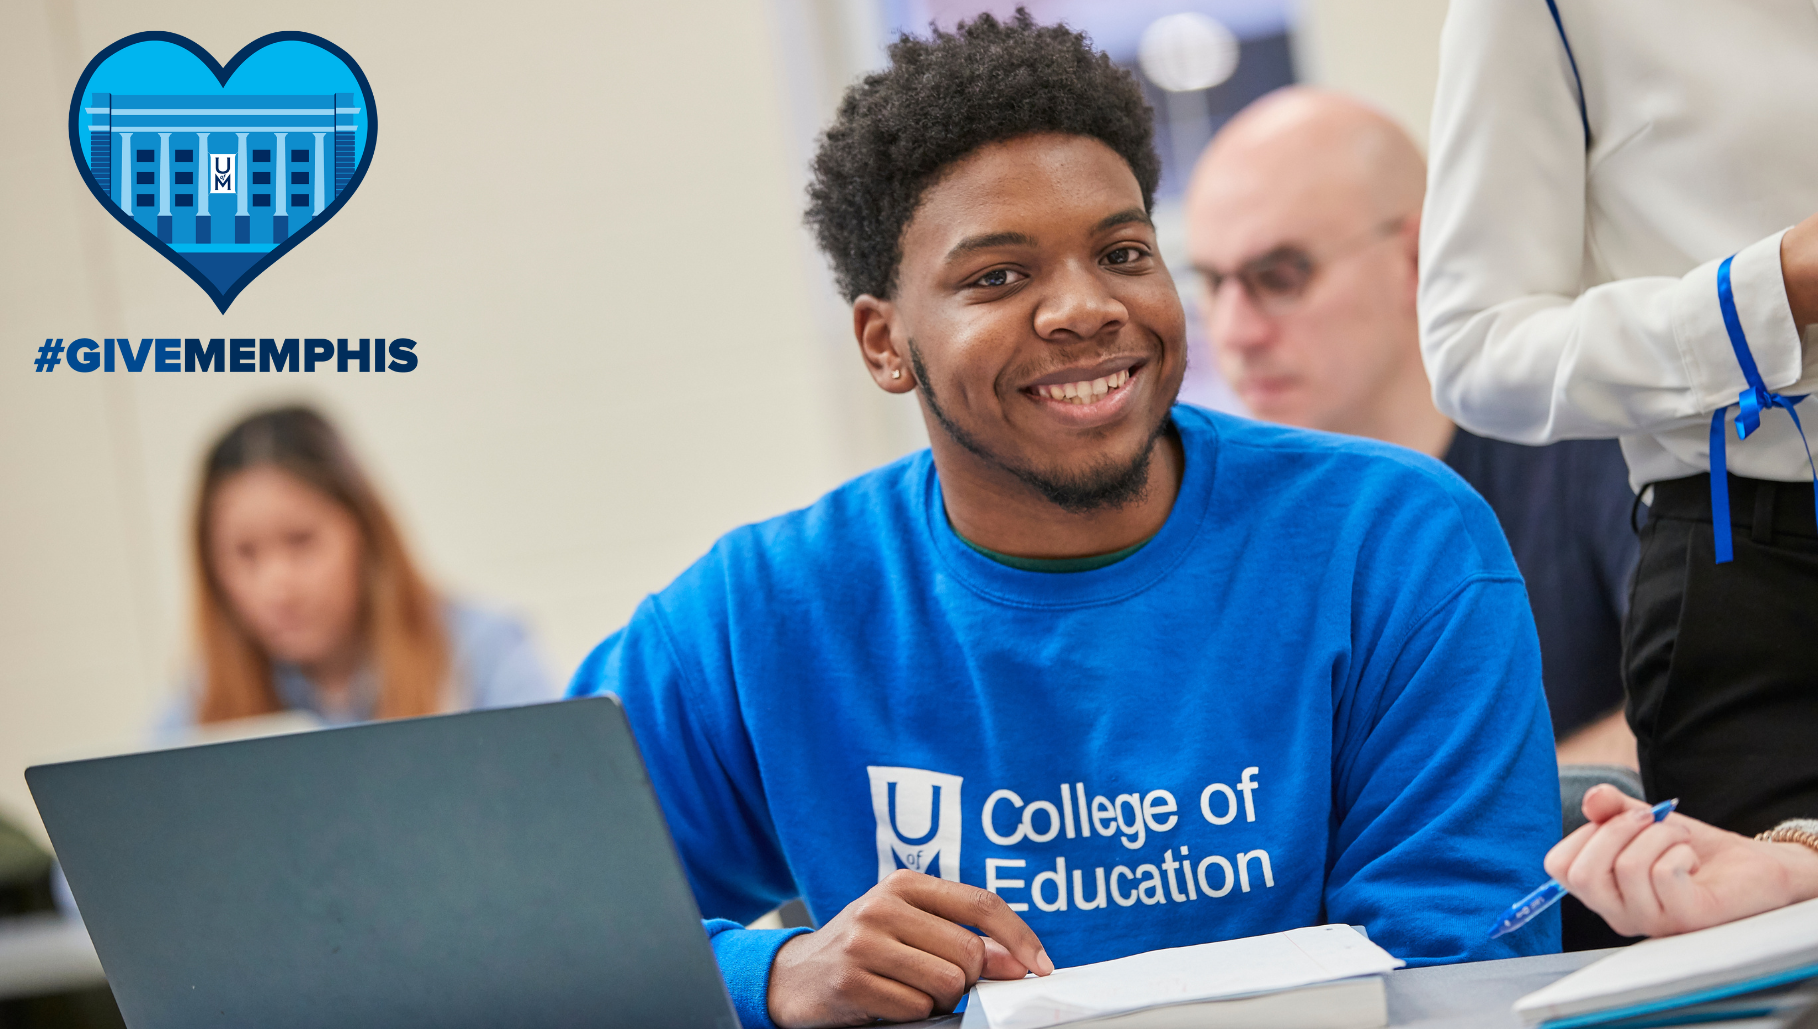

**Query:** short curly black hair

left=805, top=9, right=1160, bottom=303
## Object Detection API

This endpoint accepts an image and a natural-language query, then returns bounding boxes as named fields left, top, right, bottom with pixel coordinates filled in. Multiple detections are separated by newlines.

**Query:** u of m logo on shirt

left=867, top=766, right=962, bottom=883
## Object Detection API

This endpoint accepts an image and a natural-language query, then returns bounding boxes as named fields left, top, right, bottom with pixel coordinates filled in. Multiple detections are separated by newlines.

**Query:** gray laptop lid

left=27, top=696, right=739, bottom=1029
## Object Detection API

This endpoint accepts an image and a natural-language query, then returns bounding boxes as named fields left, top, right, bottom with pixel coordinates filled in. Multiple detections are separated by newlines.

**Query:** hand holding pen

left=1489, top=798, right=1678, bottom=938
left=1539, top=786, right=1818, bottom=939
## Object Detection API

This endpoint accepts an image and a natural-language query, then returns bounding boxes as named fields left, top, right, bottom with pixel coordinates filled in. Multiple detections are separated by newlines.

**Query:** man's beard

left=909, top=340, right=1175, bottom=515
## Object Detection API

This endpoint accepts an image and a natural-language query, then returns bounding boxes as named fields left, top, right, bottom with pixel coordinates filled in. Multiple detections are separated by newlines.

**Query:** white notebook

left=960, top=924, right=1403, bottom=1029
left=1514, top=896, right=1818, bottom=1028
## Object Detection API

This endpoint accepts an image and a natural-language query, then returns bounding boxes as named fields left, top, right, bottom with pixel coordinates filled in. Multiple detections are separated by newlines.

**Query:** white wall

left=1294, top=0, right=1450, bottom=148
left=0, top=0, right=920, bottom=841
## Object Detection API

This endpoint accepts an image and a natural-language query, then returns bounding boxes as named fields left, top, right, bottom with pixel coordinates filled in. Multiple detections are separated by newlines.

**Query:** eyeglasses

left=1191, top=216, right=1408, bottom=315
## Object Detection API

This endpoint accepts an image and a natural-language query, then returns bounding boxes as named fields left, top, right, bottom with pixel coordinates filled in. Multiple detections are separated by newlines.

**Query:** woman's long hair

left=193, top=406, right=448, bottom=723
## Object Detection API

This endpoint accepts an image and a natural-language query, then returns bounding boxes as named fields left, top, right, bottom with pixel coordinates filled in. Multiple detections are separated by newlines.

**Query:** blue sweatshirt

left=569, top=405, right=1561, bottom=1028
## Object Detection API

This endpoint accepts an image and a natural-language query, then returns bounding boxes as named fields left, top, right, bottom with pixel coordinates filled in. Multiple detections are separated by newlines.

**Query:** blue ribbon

left=1707, top=254, right=1818, bottom=563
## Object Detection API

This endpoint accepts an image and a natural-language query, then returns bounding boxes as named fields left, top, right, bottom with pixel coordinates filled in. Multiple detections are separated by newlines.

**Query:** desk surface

left=0, top=932, right=1797, bottom=1029
left=1386, top=950, right=1605, bottom=1029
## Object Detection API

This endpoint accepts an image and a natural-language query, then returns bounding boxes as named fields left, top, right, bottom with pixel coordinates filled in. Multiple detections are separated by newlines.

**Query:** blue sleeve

left=704, top=920, right=813, bottom=1029
left=568, top=590, right=806, bottom=1028
left=1325, top=574, right=1562, bottom=963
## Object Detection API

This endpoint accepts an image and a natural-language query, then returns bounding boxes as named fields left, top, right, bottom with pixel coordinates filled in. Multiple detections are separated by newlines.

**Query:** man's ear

left=854, top=295, right=917, bottom=394
left=1397, top=212, right=1422, bottom=307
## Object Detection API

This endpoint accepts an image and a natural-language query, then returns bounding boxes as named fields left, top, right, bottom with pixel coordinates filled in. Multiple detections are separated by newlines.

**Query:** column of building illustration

left=85, top=92, right=366, bottom=248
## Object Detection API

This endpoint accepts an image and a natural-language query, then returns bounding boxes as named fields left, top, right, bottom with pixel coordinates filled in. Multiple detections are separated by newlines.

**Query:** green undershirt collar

left=952, top=526, right=1154, bottom=573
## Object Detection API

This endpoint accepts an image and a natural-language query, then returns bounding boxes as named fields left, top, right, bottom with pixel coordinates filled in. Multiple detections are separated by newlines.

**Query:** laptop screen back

left=28, top=696, right=739, bottom=1029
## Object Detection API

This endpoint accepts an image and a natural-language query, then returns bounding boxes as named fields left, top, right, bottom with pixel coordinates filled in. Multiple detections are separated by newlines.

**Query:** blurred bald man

left=1186, top=88, right=1639, bottom=770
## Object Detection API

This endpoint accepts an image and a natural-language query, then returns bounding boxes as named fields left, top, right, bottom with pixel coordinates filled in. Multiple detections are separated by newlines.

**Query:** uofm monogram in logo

left=867, top=766, right=962, bottom=884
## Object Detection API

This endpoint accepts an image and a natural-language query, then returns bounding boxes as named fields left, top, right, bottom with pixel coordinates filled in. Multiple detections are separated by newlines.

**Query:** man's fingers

left=891, top=873, right=1053, bottom=976
left=844, top=969, right=942, bottom=1025
left=861, top=937, right=975, bottom=1013
left=980, top=937, right=1030, bottom=980
left=890, top=905, right=994, bottom=984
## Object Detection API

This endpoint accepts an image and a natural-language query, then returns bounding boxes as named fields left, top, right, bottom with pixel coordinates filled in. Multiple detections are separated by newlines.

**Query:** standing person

left=1187, top=86, right=1638, bottom=766
left=1420, top=1, right=1818, bottom=835
left=571, top=13, right=1560, bottom=1029
left=165, top=405, right=556, bottom=731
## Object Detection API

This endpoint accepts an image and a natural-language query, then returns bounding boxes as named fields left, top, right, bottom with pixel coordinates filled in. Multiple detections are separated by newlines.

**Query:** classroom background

left=0, top=0, right=1450, bottom=843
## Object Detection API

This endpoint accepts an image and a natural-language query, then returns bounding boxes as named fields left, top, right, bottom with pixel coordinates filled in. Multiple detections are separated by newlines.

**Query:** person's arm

left=1324, top=570, right=1562, bottom=964
left=1545, top=786, right=1818, bottom=937
left=1418, top=0, right=1806, bottom=443
left=1555, top=709, right=1637, bottom=769
left=568, top=599, right=806, bottom=1029
left=449, top=607, right=560, bottom=709
left=569, top=589, right=1049, bottom=1029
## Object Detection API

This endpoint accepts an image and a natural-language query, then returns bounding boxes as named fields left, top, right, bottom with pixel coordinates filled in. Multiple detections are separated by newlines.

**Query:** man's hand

left=767, top=869, right=1053, bottom=1028
left=1544, top=784, right=1818, bottom=937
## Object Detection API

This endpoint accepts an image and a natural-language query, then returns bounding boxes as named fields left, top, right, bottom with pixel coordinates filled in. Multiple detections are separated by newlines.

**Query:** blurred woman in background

left=164, top=405, right=555, bottom=731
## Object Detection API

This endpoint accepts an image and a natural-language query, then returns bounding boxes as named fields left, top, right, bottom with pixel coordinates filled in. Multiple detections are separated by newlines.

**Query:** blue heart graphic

left=68, top=32, right=377, bottom=313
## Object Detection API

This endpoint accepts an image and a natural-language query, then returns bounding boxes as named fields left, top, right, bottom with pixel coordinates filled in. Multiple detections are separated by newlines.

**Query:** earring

left=892, top=369, right=902, bottom=379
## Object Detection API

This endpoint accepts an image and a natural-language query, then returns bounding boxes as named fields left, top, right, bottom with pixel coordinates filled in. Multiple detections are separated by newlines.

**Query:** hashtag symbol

left=34, top=338, right=64, bottom=372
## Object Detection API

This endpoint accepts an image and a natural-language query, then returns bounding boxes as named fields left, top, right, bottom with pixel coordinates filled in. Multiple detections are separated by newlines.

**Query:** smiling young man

left=570, top=12, right=1559, bottom=1029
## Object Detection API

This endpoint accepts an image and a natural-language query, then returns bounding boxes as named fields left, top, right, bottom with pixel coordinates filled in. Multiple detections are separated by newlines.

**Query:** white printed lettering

left=1091, top=794, right=1117, bottom=837
left=1110, top=865, right=1138, bottom=907
left=1237, top=767, right=1261, bottom=822
left=1237, top=849, right=1274, bottom=892
left=986, top=858, right=1029, bottom=911
left=1032, top=857, right=1068, bottom=912
left=1073, top=865, right=1107, bottom=909
left=1161, top=849, right=1188, bottom=902
left=1200, top=782, right=1238, bottom=825
left=1135, top=864, right=1166, bottom=904
left=983, top=789, right=1025, bottom=846
left=1061, top=783, right=1075, bottom=838
left=1142, top=790, right=1178, bottom=832
left=1114, top=794, right=1146, bottom=850
left=1197, top=855, right=1235, bottom=897
left=1076, top=783, right=1091, bottom=836
left=1023, top=800, right=1061, bottom=843
left=1180, top=846, right=1197, bottom=899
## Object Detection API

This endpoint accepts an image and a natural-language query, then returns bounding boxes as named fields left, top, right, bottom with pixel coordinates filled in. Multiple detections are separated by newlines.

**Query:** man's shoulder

left=1178, top=405, right=1519, bottom=579
left=660, top=449, right=931, bottom=598
left=1182, top=404, right=1484, bottom=506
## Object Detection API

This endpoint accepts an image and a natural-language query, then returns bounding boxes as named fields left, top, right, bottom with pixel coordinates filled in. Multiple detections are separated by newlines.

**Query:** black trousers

left=1624, top=474, right=1818, bottom=836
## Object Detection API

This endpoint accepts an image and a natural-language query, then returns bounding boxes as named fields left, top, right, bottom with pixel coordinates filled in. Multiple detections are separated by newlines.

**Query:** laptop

left=27, top=695, right=740, bottom=1029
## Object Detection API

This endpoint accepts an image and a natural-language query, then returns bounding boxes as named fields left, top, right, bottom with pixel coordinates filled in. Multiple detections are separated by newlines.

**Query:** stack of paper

left=960, top=924, right=1404, bottom=1029
left=1514, top=896, right=1818, bottom=1029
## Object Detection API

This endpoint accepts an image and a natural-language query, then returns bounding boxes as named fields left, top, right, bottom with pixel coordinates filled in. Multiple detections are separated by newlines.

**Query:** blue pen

left=1488, top=798, right=1679, bottom=939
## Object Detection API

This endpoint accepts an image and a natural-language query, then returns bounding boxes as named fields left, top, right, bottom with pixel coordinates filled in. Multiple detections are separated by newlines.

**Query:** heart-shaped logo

left=68, top=32, right=377, bottom=313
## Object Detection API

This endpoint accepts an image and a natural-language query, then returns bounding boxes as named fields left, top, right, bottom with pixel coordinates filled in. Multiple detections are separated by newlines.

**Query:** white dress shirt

left=1420, top=0, right=1818, bottom=491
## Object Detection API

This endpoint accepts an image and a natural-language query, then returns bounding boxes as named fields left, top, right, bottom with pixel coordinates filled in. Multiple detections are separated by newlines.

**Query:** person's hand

left=767, top=869, right=1053, bottom=1028
left=1544, top=784, right=1818, bottom=937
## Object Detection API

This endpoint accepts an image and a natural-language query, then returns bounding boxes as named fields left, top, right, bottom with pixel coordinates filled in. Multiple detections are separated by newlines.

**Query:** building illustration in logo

left=69, top=33, right=375, bottom=311
left=82, top=93, right=364, bottom=293
left=867, top=766, right=963, bottom=883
